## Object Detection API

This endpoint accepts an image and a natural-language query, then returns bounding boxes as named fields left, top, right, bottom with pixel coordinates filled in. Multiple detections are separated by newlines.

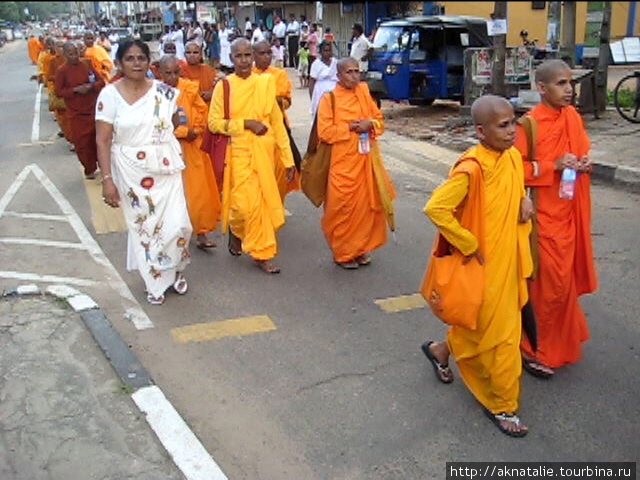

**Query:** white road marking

left=0, top=238, right=87, bottom=250
left=0, top=270, right=98, bottom=287
left=0, top=164, right=154, bottom=330
left=31, top=83, right=42, bottom=143
left=2, top=211, right=68, bottom=222
left=132, top=385, right=229, bottom=480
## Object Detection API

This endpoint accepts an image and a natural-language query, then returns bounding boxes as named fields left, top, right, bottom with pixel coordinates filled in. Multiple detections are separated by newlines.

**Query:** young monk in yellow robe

left=180, top=41, right=217, bottom=104
left=28, top=35, right=44, bottom=64
left=47, top=40, right=71, bottom=141
left=157, top=55, right=221, bottom=249
left=421, top=95, right=534, bottom=437
left=83, top=32, right=113, bottom=81
left=252, top=40, right=300, bottom=201
left=37, top=38, right=55, bottom=88
left=208, top=38, right=295, bottom=274
left=317, top=57, right=395, bottom=269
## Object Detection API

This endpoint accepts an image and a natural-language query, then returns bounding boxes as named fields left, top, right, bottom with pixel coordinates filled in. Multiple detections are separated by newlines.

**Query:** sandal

left=196, top=234, right=217, bottom=250
left=355, top=253, right=371, bottom=266
left=522, top=355, right=554, bottom=379
left=173, top=273, right=188, bottom=295
left=483, top=408, right=529, bottom=438
left=421, top=341, right=454, bottom=384
left=228, top=231, right=241, bottom=256
left=146, top=293, right=165, bottom=305
left=255, top=259, right=280, bottom=274
left=336, top=259, right=359, bottom=270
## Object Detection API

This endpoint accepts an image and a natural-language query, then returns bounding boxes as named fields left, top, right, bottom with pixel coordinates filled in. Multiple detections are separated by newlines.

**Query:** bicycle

left=613, top=70, right=640, bottom=123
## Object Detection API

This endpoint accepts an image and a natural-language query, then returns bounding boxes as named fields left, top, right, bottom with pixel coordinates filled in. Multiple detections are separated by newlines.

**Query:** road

left=1, top=40, right=639, bottom=480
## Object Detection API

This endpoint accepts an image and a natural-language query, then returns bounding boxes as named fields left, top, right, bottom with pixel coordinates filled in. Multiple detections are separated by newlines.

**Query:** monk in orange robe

left=180, top=41, right=217, bottom=103
left=55, top=41, right=105, bottom=178
left=208, top=38, right=295, bottom=274
left=514, top=59, right=597, bottom=375
left=252, top=40, right=301, bottom=201
left=157, top=55, right=221, bottom=249
left=317, top=57, right=394, bottom=268
left=422, top=95, right=534, bottom=437
left=37, top=38, right=55, bottom=88
left=83, top=32, right=113, bottom=81
left=47, top=40, right=71, bottom=141
left=28, top=35, right=44, bottom=64
left=151, top=42, right=187, bottom=79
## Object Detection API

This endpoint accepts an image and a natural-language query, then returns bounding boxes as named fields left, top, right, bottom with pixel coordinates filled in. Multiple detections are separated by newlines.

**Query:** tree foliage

left=0, top=2, right=71, bottom=23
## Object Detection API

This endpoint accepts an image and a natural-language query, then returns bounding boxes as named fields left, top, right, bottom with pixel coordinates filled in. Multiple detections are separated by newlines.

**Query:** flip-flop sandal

left=336, top=260, right=359, bottom=269
left=146, top=293, right=165, bottom=305
left=355, top=253, right=371, bottom=266
left=173, top=273, right=188, bottom=295
left=483, top=408, right=528, bottom=438
left=228, top=235, right=241, bottom=256
left=421, top=341, right=454, bottom=384
left=255, top=260, right=280, bottom=274
left=522, top=356, right=554, bottom=379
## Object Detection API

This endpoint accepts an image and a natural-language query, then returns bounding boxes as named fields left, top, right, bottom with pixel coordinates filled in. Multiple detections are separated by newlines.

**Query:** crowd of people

left=27, top=19, right=596, bottom=441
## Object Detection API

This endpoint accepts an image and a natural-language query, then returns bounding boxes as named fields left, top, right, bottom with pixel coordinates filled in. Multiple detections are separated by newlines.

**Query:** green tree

left=0, top=2, right=21, bottom=22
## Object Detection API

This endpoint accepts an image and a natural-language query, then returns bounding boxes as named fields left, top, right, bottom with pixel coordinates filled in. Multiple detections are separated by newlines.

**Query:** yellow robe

left=85, top=45, right=113, bottom=81
left=208, top=73, right=294, bottom=260
left=425, top=144, right=532, bottom=414
left=174, top=78, right=221, bottom=235
left=253, top=65, right=300, bottom=200
left=37, top=51, right=53, bottom=91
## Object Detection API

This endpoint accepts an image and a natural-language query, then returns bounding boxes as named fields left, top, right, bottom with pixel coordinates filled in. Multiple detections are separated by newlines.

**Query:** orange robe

left=38, top=51, right=54, bottom=91
left=515, top=103, right=597, bottom=368
left=85, top=45, right=114, bottom=81
left=28, top=37, right=43, bottom=64
left=425, top=145, right=532, bottom=414
left=318, top=82, right=394, bottom=263
left=174, top=78, right=221, bottom=235
left=253, top=65, right=300, bottom=200
left=47, top=54, right=71, bottom=140
left=180, top=63, right=217, bottom=102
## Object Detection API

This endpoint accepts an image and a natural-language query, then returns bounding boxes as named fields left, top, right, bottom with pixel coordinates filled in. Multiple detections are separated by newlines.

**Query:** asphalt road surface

left=1, top=40, right=638, bottom=480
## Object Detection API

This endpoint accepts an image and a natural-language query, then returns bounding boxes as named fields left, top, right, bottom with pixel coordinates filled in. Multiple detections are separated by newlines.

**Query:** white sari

left=96, top=80, right=192, bottom=298
left=309, top=57, right=338, bottom=118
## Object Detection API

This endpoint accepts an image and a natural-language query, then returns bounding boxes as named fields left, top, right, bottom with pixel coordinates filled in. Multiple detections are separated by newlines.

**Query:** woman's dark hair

left=319, top=40, right=332, bottom=52
left=116, top=39, right=150, bottom=63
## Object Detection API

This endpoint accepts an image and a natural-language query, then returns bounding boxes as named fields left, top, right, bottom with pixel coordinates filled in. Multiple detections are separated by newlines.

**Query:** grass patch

left=608, top=87, right=638, bottom=109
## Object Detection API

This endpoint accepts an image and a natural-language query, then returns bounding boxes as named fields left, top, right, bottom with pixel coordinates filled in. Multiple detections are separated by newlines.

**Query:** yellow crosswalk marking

left=171, top=315, right=276, bottom=343
left=374, top=293, right=427, bottom=313
left=83, top=176, right=128, bottom=234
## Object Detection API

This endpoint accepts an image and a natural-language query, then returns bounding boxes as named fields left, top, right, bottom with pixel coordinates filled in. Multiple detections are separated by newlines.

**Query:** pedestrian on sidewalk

left=95, top=40, right=193, bottom=305
left=421, top=95, right=534, bottom=437
left=55, top=41, right=104, bottom=179
left=514, top=59, right=597, bottom=377
left=317, top=57, right=395, bottom=269
left=309, top=40, right=338, bottom=118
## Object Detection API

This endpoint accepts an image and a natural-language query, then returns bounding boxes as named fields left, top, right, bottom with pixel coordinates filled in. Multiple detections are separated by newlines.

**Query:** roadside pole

left=491, top=1, right=507, bottom=97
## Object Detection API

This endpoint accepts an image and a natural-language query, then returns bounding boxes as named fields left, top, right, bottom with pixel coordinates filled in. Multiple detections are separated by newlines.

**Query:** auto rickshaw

left=366, top=15, right=492, bottom=105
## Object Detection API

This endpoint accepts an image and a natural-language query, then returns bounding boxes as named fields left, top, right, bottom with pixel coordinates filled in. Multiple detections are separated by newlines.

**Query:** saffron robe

left=174, top=78, right=221, bottom=235
left=56, top=61, right=104, bottom=176
left=318, top=82, right=394, bottom=263
left=208, top=73, right=294, bottom=260
left=253, top=65, right=300, bottom=200
left=96, top=81, right=192, bottom=298
left=28, top=37, right=43, bottom=64
left=85, top=45, right=114, bottom=81
left=515, top=103, right=597, bottom=368
left=180, top=63, right=217, bottom=103
left=425, top=144, right=532, bottom=414
left=37, top=51, right=54, bottom=91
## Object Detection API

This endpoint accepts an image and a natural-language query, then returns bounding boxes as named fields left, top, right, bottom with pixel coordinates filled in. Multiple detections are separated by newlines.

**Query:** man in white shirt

left=349, top=23, right=373, bottom=78
left=251, top=23, right=264, bottom=44
left=286, top=13, right=300, bottom=68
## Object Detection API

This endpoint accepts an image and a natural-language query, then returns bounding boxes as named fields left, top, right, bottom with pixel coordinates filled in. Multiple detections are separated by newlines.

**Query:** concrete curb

left=1, top=283, right=229, bottom=480
left=591, top=161, right=640, bottom=191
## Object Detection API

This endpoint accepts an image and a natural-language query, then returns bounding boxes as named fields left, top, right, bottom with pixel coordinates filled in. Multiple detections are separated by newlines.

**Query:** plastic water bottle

left=358, top=132, right=370, bottom=154
left=177, top=107, right=187, bottom=125
left=559, top=167, right=576, bottom=199
left=88, top=71, right=95, bottom=83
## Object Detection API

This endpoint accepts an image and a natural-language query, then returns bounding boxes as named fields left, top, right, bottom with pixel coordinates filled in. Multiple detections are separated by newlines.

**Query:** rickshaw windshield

left=373, top=25, right=412, bottom=52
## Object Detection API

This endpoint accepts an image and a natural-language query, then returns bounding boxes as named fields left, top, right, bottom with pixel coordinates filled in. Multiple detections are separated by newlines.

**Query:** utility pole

left=491, top=1, right=507, bottom=97
left=595, top=1, right=612, bottom=113
left=561, top=1, right=576, bottom=67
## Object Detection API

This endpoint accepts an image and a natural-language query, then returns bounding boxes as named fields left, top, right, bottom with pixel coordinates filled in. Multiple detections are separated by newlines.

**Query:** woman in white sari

left=308, top=40, right=338, bottom=118
left=96, top=40, right=192, bottom=305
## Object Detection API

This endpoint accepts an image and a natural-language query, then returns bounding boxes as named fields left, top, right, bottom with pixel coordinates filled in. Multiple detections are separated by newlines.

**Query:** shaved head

left=252, top=40, right=271, bottom=52
left=471, top=95, right=513, bottom=126
left=158, top=54, right=179, bottom=71
left=185, top=40, right=200, bottom=51
left=337, top=57, right=359, bottom=74
left=535, top=59, right=571, bottom=84
left=252, top=40, right=272, bottom=69
left=230, top=38, right=251, bottom=55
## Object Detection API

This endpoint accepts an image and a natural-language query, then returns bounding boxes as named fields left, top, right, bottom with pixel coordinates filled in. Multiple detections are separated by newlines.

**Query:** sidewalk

left=0, top=289, right=185, bottom=480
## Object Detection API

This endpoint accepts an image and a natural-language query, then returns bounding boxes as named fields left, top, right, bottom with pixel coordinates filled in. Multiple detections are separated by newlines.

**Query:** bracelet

left=102, top=174, right=113, bottom=182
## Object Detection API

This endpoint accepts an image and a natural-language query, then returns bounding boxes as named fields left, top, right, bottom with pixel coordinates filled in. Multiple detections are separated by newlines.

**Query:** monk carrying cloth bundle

left=420, top=158, right=485, bottom=330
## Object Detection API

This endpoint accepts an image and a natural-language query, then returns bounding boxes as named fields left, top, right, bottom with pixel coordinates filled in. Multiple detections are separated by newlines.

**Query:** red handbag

left=201, top=78, right=230, bottom=188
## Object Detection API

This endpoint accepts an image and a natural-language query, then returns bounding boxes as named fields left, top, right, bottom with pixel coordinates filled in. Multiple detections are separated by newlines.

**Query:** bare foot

left=255, top=259, right=280, bottom=274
